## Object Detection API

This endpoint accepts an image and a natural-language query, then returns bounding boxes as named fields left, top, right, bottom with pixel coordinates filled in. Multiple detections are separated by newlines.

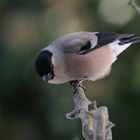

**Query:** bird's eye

left=51, top=64, right=54, bottom=69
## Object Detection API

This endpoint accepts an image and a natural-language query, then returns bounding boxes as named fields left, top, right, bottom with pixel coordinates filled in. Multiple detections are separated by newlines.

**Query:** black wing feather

left=95, top=32, right=135, bottom=48
left=79, top=32, right=134, bottom=55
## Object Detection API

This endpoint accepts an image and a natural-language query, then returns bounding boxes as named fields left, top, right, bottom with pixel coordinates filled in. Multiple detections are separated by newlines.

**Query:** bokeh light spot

left=98, top=0, right=135, bottom=26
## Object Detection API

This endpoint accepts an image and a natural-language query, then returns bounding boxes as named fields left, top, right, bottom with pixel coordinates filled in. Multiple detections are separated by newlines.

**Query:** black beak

left=42, top=73, right=53, bottom=82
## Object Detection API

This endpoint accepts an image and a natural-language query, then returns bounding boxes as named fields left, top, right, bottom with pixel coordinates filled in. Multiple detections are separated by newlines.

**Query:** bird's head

left=35, top=50, right=54, bottom=82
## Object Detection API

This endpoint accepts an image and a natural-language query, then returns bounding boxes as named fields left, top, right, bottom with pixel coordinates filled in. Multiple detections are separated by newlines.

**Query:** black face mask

left=35, top=50, right=54, bottom=81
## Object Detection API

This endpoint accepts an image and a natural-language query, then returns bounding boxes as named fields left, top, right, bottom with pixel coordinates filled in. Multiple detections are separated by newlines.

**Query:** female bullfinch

left=35, top=32, right=140, bottom=84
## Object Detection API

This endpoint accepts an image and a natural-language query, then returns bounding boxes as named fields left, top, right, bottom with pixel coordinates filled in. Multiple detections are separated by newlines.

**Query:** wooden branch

left=66, top=82, right=114, bottom=140
left=128, top=0, right=140, bottom=14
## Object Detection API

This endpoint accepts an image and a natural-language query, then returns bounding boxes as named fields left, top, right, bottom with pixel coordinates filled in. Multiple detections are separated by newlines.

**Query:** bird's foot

left=69, top=80, right=86, bottom=92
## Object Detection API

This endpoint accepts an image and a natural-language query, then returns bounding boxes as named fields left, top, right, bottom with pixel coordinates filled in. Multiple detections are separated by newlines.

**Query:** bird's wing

left=63, top=38, right=93, bottom=54
left=95, top=32, right=134, bottom=47
left=63, top=32, right=135, bottom=55
left=62, top=32, right=98, bottom=54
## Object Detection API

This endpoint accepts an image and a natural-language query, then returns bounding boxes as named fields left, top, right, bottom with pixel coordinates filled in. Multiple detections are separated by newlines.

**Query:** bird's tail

left=118, top=34, right=140, bottom=45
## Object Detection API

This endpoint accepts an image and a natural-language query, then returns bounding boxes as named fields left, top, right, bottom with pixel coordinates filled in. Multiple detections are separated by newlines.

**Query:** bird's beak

left=42, top=73, right=52, bottom=82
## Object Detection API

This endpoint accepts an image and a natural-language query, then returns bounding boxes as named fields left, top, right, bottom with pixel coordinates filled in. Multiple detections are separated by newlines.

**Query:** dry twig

left=66, top=82, right=114, bottom=140
left=128, top=0, right=140, bottom=14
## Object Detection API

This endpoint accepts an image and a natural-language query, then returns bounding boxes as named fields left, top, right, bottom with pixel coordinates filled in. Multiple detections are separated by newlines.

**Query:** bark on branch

left=66, top=82, right=114, bottom=140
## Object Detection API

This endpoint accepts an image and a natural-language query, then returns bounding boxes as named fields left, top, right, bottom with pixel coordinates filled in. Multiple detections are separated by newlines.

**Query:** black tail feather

left=119, top=35, right=140, bottom=45
left=129, top=36, right=140, bottom=44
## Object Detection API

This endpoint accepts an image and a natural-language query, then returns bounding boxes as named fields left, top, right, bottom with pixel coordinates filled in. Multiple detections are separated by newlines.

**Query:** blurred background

left=0, top=0, right=140, bottom=140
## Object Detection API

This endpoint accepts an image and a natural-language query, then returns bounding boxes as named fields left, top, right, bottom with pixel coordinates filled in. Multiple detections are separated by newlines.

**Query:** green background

left=0, top=0, right=140, bottom=140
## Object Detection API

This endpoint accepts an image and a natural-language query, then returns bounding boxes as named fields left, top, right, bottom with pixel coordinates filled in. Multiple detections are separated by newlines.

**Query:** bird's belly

left=49, top=46, right=114, bottom=84
left=66, top=46, right=114, bottom=81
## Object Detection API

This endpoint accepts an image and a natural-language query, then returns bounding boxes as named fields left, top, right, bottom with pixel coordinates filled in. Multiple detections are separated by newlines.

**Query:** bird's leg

left=69, top=80, right=79, bottom=88
left=69, top=80, right=80, bottom=93
left=69, top=80, right=85, bottom=92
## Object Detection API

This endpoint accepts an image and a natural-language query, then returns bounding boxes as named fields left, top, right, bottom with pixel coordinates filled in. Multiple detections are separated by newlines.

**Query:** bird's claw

left=69, top=80, right=86, bottom=92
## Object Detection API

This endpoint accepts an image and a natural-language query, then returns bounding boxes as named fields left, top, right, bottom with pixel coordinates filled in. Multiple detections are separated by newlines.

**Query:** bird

left=35, top=31, right=140, bottom=86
